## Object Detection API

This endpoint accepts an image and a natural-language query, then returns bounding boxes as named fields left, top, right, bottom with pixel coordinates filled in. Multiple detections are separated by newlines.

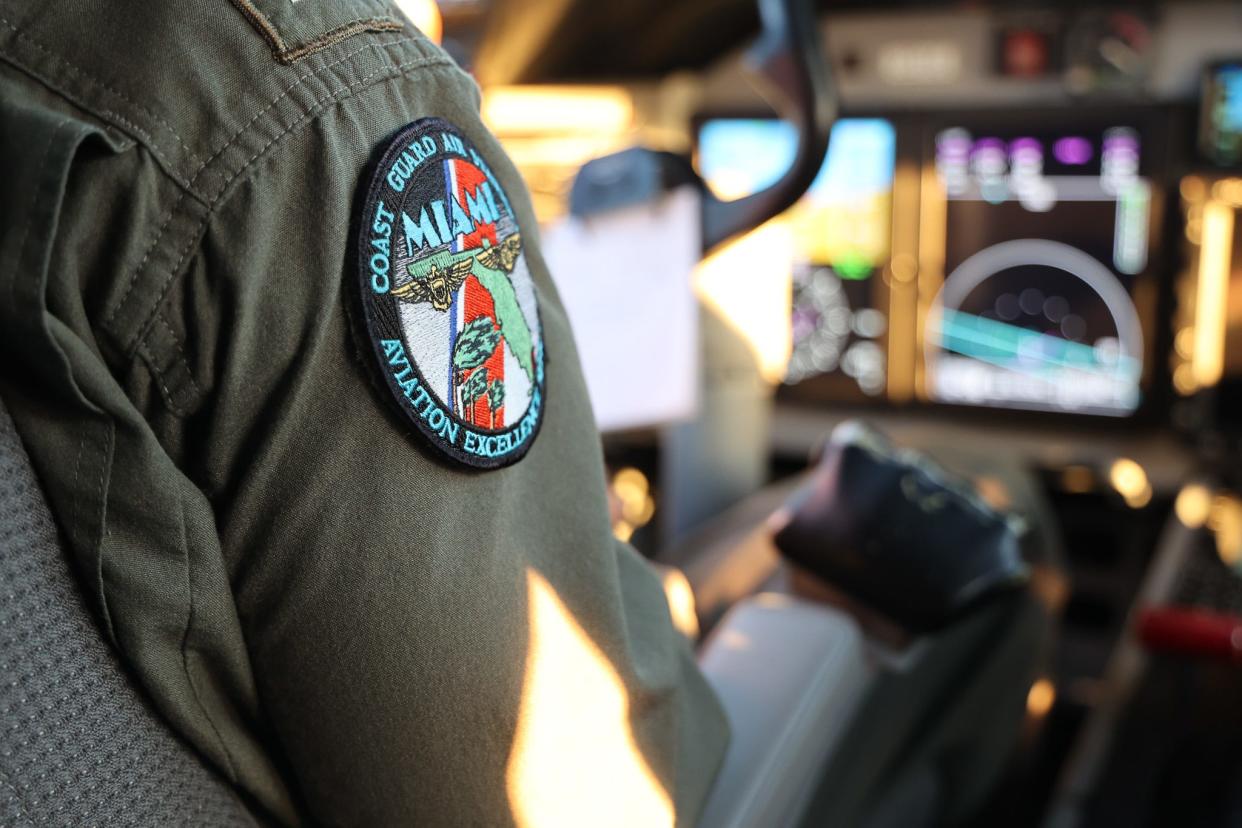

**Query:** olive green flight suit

left=0, top=2, right=728, bottom=824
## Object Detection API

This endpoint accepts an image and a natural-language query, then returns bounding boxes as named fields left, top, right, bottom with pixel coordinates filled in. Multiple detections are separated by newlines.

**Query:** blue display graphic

left=927, top=231, right=1146, bottom=416
left=927, top=124, right=1153, bottom=416
left=698, top=118, right=896, bottom=276
left=698, top=118, right=896, bottom=203
left=1219, top=66, right=1242, bottom=131
left=938, top=309, right=1139, bottom=378
left=698, top=117, right=898, bottom=394
left=1203, top=63, right=1242, bottom=165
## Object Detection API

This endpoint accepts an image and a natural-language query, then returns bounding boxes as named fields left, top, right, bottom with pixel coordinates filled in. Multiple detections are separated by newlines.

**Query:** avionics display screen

left=925, top=124, right=1154, bottom=417
left=698, top=118, right=897, bottom=396
left=1201, top=62, right=1242, bottom=166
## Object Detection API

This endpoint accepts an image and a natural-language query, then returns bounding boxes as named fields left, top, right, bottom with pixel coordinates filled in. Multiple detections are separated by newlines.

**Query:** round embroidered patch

left=353, top=118, right=545, bottom=468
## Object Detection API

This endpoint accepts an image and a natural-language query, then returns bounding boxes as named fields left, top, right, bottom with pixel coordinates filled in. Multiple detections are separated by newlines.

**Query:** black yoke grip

left=773, top=422, right=1030, bottom=634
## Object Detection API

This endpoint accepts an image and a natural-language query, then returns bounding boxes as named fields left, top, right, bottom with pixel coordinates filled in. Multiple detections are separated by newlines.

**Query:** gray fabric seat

left=0, top=395, right=258, bottom=827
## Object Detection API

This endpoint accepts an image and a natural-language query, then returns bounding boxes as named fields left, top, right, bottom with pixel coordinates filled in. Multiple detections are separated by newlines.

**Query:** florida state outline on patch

left=354, top=118, right=545, bottom=468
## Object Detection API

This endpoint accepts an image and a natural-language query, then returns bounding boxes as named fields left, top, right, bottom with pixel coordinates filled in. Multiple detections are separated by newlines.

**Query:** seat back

left=0, top=396, right=258, bottom=826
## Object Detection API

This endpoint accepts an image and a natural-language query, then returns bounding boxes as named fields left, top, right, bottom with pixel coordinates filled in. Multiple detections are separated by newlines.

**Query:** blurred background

left=401, top=1, right=1242, bottom=824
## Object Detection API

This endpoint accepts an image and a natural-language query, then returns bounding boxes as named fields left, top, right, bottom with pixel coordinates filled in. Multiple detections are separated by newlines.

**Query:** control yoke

left=568, top=0, right=835, bottom=256
left=701, top=0, right=836, bottom=254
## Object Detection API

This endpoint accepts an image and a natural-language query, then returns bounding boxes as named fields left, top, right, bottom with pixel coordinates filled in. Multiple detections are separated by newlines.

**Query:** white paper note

left=542, top=187, right=701, bottom=433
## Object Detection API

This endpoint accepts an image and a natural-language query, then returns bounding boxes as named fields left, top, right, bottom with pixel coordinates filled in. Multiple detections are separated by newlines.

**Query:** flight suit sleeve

left=121, top=47, right=729, bottom=825
left=1, top=21, right=727, bottom=826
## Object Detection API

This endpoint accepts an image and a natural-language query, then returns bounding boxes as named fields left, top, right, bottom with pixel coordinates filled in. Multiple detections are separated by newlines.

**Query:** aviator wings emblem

left=392, top=258, right=474, bottom=311
left=476, top=233, right=522, bottom=273
left=392, top=233, right=524, bottom=312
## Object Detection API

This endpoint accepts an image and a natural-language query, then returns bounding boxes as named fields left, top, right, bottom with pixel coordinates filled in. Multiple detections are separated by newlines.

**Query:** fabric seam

left=158, top=311, right=204, bottom=397
left=129, top=52, right=454, bottom=365
left=9, top=116, right=59, bottom=324
left=104, top=190, right=190, bottom=332
left=103, top=37, right=420, bottom=333
left=205, top=53, right=449, bottom=207
left=195, top=36, right=418, bottom=192
left=0, top=14, right=200, bottom=176
left=137, top=340, right=191, bottom=419
left=176, top=489, right=241, bottom=781
left=226, top=0, right=403, bottom=64
left=5, top=67, right=247, bottom=810
left=3, top=18, right=457, bottom=420
left=93, top=424, right=114, bottom=632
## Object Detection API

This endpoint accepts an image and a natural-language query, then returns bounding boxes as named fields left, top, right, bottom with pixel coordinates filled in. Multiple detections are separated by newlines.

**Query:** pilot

left=0, top=2, right=727, bottom=825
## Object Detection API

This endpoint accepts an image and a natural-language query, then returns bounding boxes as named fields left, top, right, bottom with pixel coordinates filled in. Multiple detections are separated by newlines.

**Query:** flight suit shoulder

left=0, top=1, right=450, bottom=196
left=0, top=0, right=466, bottom=374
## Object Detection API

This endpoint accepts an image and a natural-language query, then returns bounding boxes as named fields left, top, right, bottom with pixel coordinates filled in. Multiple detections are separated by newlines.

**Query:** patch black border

left=350, top=117, right=547, bottom=470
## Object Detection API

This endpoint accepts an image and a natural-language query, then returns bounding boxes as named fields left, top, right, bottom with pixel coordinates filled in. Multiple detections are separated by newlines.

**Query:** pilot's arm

left=0, top=4, right=727, bottom=825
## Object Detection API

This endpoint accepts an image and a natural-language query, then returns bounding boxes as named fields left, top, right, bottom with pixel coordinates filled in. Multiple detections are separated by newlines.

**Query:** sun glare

left=506, top=570, right=674, bottom=828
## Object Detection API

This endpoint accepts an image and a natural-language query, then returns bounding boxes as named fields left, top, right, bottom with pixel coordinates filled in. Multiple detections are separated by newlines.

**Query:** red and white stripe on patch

left=446, top=157, right=504, bottom=427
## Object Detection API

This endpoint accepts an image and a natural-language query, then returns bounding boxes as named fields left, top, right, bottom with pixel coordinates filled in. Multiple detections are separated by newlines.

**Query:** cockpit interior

left=461, top=1, right=1242, bottom=824
left=4, top=1, right=1242, bottom=826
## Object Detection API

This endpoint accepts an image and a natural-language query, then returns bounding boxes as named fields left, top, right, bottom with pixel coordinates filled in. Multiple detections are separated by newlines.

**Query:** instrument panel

left=698, top=117, right=897, bottom=400
left=697, top=110, right=1168, bottom=420
left=923, top=121, right=1158, bottom=417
